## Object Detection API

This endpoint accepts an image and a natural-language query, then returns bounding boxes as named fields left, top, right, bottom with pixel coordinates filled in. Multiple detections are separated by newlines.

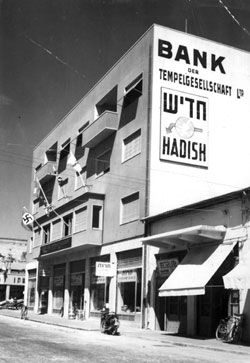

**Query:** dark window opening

left=92, top=205, right=102, bottom=229
left=58, top=140, right=70, bottom=173
left=96, top=86, right=117, bottom=117
left=96, top=149, right=111, bottom=176
left=45, top=142, right=57, bottom=162
left=43, top=224, right=50, bottom=244
left=124, top=74, right=143, bottom=108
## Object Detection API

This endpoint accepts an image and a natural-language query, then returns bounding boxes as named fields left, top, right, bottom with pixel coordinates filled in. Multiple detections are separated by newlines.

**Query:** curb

left=1, top=312, right=250, bottom=356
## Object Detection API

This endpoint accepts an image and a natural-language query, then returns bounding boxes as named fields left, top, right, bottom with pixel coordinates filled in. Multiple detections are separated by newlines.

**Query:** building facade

left=26, top=24, right=250, bottom=336
left=142, top=188, right=250, bottom=342
left=0, top=238, right=27, bottom=301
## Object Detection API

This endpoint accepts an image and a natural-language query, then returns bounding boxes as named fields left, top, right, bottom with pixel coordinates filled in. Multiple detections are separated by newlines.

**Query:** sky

left=1, top=0, right=250, bottom=240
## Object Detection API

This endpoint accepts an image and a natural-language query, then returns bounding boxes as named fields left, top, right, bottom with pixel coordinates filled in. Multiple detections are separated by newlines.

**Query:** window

left=75, top=169, right=86, bottom=190
left=43, top=224, right=50, bottom=244
left=124, top=74, right=143, bottom=108
left=45, top=142, right=57, bottom=163
left=95, top=86, right=117, bottom=118
left=96, top=149, right=111, bottom=176
left=122, top=129, right=141, bottom=162
left=63, top=214, right=73, bottom=236
left=74, top=207, right=87, bottom=233
left=121, top=192, right=139, bottom=224
left=39, top=179, right=54, bottom=206
left=52, top=219, right=61, bottom=241
left=57, top=177, right=68, bottom=200
left=58, top=139, right=70, bottom=173
left=75, top=123, right=88, bottom=160
left=92, top=205, right=102, bottom=229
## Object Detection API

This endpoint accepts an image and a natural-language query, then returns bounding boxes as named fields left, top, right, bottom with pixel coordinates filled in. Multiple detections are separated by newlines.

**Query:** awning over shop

left=142, top=225, right=227, bottom=248
left=223, top=250, right=250, bottom=290
left=142, top=226, right=247, bottom=297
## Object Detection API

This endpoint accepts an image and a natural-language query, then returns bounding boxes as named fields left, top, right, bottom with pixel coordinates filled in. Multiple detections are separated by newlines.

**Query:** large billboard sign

left=153, top=28, right=246, bottom=168
left=149, top=25, right=250, bottom=213
left=160, top=88, right=208, bottom=167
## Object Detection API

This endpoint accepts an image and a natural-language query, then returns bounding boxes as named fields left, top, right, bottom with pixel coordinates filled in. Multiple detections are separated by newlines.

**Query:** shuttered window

left=74, top=207, right=87, bottom=233
left=52, top=219, right=61, bottom=241
left=123, top=129, right=141, bottom=162
left=121, top=192, right=139, bottom=224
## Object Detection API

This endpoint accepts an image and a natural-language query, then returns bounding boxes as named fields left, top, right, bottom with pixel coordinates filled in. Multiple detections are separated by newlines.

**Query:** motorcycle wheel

left=215, top=322, right=227, bottom=340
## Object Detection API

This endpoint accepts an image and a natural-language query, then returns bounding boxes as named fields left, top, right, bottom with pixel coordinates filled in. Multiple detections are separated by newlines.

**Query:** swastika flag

left=21, top=210, right=34, bottom=231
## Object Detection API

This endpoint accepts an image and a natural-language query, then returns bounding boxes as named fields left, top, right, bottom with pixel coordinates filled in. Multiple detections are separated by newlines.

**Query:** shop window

left=120, top=192, right=139, bottom=224
left=123, top=74, right=143, bottom=108
left=52, top=219, right=61, bottom=241
left=74, top=207, right=87, bottom=233
left=27, top=270, right=36, bottom=308
left=122, top=129, right=141, bottom=162
left=63, top=214, right=73, bottom=236
left=95, top=86, right=117, bottom=118
left=90, top=255, right=110, bottom=312
left=229, top=290, right=239, bottom=315
left=43, top=224, right=50, bottom=244
left=92, top=205, right=102, bottom=229
left=117, top=268, right=141, bottom=314
left=70, top=260, right=86, bottom=311
left=53, top=265, right=65, bottom=312
left=96, top=149, right=111, bottom=176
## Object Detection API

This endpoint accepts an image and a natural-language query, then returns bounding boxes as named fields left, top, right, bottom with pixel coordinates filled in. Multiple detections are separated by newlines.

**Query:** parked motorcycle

left=3, top=298, right=24, bottom=310
left=100, top=307, right=120, bottom=335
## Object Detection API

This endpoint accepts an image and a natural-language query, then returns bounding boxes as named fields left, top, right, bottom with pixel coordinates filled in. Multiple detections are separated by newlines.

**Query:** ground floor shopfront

left=142, top=190, right=250, bottom=342
left=25, top=238, right=144, bottom=327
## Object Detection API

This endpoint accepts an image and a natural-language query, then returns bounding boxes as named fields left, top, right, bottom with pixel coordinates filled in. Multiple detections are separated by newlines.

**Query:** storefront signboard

left=53, top=276, right=64, bottom=287
left=70, top=273, right=83, bottom=286
left=157, top=258, right=178, bottom=277
left=95, top=261, right=116, bottom=277
left=117, top=270, right=137, bottom=283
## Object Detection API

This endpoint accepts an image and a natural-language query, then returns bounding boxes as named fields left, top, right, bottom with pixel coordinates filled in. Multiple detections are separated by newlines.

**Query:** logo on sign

left=160, top=88, right=208, bottom=167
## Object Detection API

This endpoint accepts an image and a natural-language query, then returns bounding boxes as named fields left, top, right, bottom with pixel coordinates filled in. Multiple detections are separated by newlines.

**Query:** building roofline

left=142, top=186, right=250, bottom=224
left=33, top=24, right=156, bottom=151
left=33, top=23, right=250, bottom=152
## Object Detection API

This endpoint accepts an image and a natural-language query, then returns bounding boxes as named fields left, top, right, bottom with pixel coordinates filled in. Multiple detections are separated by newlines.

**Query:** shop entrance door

left=197, top=287, right=229, bottom=337
left=165, top=296, right=187, bottom=335
left=40, top=289, right=48, bottom=314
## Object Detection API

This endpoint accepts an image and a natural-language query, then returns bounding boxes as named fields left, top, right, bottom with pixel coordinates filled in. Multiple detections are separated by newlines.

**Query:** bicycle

left=216, top=314, right=243, bottom=343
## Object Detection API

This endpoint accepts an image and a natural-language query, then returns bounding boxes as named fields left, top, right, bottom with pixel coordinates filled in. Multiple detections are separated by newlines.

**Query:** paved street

left=0, top=314, right=250, bottom=363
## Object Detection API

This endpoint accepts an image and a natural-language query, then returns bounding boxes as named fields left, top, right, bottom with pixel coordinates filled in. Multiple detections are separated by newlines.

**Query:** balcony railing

left=36, top=161, right=56, bottom=183
left=82, top=111, right=119, bottom=148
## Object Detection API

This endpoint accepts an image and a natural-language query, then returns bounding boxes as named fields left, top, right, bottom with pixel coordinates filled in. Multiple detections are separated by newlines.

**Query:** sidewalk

left=1, top=308, right=250, bottom=356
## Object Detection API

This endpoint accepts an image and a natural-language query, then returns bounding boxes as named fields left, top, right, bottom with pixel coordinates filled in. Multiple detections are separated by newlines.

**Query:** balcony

left=38, top=229, right=102, bottom=259
left=82, top=111, right=119, bottom=148
left=40, top=236, right=72, bottom=256
left=36, top=161, right=56, bottom=183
